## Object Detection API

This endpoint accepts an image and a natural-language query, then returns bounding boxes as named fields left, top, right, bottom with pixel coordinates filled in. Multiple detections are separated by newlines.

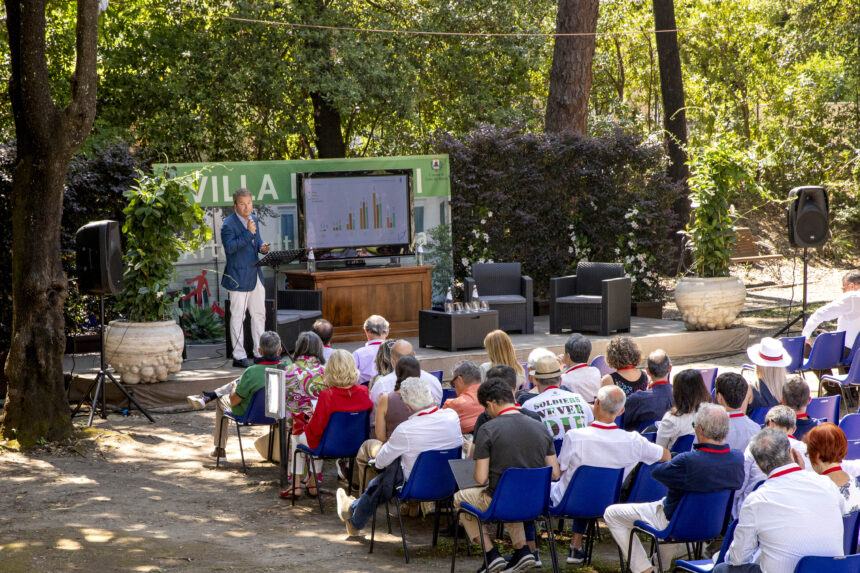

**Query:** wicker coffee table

left=418, top=309, right=499, bottom=352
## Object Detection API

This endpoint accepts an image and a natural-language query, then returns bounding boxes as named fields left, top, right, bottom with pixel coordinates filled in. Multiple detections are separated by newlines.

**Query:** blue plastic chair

left=806, top=395, right=841, bottom=424
left=291, top=409, right=370, bottom=513
left=626, top=462, right=668, bottom=504
left=429, top=369, right=444, bottom=383
left=670, top=434, right=695, bottom=454
left=749, top=407, right=770, bottom=425
left=218, top=387, right=277, bottom=473
left=615, top=413, right=625, bottom=429
left=590, top=355, right=615, bottom=377
left=674, top=519, right=738, bottom=572
left=451, top=466, right=560, bottom=573
left=440, top=387, right=458, bottom=406
left=742, top=336, right=805, bottom=375
left=843, top=335, right=860, bottom=368
left=629, top=489, right=734, bottom=573
left=553, top=438, right=564, bottom=457
left=637, top=419, right=661, bottom=432
left=839, top=413, right=860, bottom=439
left=843, top=510, right=860, bottom=555
left=846, top=439, right=860, bottom=460
left=549, top=466, right=624, bottom=565
left=370, top=447, right=462, bottom=562
left=697, top=368, right=718, bottom=395
left=803, top=331, right=847, bottom=396
left=793, top=554, right=860, bottom=573
left=642, top=431, right=657, bottom=443
left=823, top=349, right=860, bottom=410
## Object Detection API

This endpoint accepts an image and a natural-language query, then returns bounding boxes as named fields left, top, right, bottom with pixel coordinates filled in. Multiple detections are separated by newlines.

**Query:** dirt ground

left=0, top=259, right=854, bottom=573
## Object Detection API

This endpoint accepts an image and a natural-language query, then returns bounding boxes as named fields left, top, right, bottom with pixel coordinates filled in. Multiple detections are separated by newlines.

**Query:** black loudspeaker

left=787, top=186, right=829, bottom=248
left=75, top=220, right=123, bottom=294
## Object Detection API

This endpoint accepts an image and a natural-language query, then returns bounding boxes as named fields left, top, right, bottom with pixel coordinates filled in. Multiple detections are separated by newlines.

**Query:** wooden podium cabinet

left=283, top=265, right=434, bottom=342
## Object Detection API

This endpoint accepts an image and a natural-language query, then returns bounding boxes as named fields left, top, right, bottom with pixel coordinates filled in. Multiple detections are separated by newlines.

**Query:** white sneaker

left=336, top=488, right=360, bottom=536
left=186, top=395, right=206, bottom=410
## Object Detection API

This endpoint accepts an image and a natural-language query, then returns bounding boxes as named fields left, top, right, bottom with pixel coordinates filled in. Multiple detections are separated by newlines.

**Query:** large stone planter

left=104, top=320, right=184, bottom=383
left=674, top=276, right=746, bottom=331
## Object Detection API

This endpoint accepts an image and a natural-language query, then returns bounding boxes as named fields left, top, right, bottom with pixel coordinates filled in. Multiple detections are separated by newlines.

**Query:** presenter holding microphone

left=222, top=188, right=270, bottom=368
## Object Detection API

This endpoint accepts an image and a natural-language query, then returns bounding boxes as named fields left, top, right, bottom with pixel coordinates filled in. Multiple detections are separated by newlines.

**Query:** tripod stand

left=775, top=248, right=809, bottom=337
left=71, top=295, right=155, bottom=426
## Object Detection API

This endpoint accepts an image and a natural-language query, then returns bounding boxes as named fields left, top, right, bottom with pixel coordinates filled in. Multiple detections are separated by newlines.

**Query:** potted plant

left=618, top=207, right=667, bottom=318
left=105, top=169, right=211, bottom=383
left=674, top=137, right=749, bottom=330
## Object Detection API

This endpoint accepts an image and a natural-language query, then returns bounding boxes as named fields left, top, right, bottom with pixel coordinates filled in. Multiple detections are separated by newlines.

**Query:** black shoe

left=566, top=546, right=587, bottom=564
left=504, top=546, right=536, bottom=571
left=477, top=547, right=507, bottom=573
left=232, top=358, right=253, bottom=368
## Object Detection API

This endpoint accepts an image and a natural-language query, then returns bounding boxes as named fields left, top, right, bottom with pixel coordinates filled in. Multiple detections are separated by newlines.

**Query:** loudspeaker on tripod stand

left=787, top=186, right=829, bottom=248
left=75, top=220, right=123, bottom=294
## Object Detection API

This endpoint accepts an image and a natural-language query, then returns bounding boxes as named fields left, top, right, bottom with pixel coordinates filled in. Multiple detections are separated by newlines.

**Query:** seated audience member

left=195, top=331, right=288, bottom=462
left=472, top=367, right=543, bottom=439
left=656, top=369, right=711, bottom=450
left=604, top=404, right=744, bottom=573
left=481, top=329, right=527, bottom=389
left=369, top=339, right=443, bottom=408
left=733, top=406, right=810, bottom=517
left=745, top=337, right=790, bottom=412
left=522, top=354, right=593, bottom=439
left=715, top=372, right=760, bottom=452
left=805, top=423, right=860, bottom=514
left=312, top=318, right=335, bottom=362
left=516, top=347, right=557, bottom=405
left=560, top=333, right=601, bottom=403
left=553, top=386, right=669, bottom=564
left=370, top=338, right=394, bottom=388
left=601, top=336, right=648, bottom=397
left=716, top=428, right=845, bottom=573
left=442, top=360, right=485, bottom=434
left=352, top=314, right=389, bottom=385
left=453, top=378, right=560, bottom=573
left=336, top=377, right=462, bottom=536
left=623, top=349, right=674, bottom=431
left=354, top=355, right=421, bottom=492
left=781, top=377, right=820, bottom=440
left=282, top=349, right=372, bottom=499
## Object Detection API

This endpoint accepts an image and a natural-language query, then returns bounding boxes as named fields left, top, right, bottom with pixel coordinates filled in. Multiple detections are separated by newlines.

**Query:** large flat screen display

left=299, top=172, right=412, bottom=251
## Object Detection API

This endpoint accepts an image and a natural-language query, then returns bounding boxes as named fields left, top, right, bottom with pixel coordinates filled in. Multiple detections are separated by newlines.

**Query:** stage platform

left=66, top=315, right=748, bottom=412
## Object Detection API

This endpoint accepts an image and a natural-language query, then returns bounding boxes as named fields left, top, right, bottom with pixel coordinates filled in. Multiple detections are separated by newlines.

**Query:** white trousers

left=228, top=276, right=265, bottom=360
left=604, top=500, right=676, bottom=573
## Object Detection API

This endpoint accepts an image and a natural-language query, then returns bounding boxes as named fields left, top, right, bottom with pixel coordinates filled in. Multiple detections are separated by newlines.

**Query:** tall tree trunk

left=545, top=0, right=600, bottom=134
left=311, top=91, right=346, bottom=158
left=652, top=0, right=690, bottom=225
left=2, top=0, right=99, bottom=447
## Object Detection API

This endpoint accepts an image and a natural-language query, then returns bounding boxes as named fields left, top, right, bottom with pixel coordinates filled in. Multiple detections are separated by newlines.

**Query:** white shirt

left=725, top=413, right=761, bottom=453
left=656, top=411, right=696, bottom=450
left=521, top=387, right=594, bottom=440
left=374, top=407, right=462, bottom=479
left=369, top=369, right=443, bottom=420
left=802, top=290, right=860, bottom=348
left=550, top=421, right=665, bottom=505
left=727, top=463, right=846, bottom=573
left=322, top=346, right=335, bottom=362
left=733, top=435, right=811, bottom=517
left=845, top=459, right=860, bottom=477
left=560, top=364, right=602, bottom=403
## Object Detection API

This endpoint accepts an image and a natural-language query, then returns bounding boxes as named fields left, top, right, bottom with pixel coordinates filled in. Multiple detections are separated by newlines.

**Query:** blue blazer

left=220, top=212, right=264, bottom=292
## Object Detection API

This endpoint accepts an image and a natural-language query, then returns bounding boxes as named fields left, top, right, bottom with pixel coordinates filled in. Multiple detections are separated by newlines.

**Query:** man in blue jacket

left=222, top=188, right=269, bottom=368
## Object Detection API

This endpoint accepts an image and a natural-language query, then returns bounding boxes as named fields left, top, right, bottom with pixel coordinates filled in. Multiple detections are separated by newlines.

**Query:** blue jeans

left=348, top=475, right=398, bottom=530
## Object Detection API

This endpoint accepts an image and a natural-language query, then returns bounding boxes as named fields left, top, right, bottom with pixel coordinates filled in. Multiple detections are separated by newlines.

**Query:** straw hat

left=746, top=337, right=792, bottom=368
left=532, top=355, right=562, bottom=380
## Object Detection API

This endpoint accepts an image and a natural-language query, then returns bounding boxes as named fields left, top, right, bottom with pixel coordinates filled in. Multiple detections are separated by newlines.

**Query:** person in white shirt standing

left=352, top=315, right=389, bottom=384
left=716, top=428, right=845, bottom=573
left=802, top=270, right=860, bottom=357
left=552, top=385, right=669, bottom=564
left=559, top=333, right=602, bottom=403
left=715, top=372, right=761, bottom=452
left=521, top=354, right=593, bottom=439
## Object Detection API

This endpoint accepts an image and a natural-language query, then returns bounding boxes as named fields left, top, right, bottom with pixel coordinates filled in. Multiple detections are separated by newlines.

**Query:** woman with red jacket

left=284, top=349, right=372, bottom=498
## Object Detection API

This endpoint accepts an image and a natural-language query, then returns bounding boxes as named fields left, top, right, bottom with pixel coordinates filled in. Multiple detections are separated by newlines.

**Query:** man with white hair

left=352, top=315, right=389, bottom=384
left=716, top=429, right=845, bottom=573
left=604, top=404, right=745, bottom=573
left=336, top=377, right=461, bottom=537
left=553, top=386, right=670, bottom=564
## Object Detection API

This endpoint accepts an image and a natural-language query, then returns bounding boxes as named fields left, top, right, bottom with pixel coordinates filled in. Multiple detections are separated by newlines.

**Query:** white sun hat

left=746, top=337, right=792, bottom=368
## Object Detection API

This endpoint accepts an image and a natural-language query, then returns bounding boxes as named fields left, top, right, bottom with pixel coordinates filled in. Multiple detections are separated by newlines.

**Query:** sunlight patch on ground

left=225, top=530, right=254, bottom=538
left=60, top=475, right=98, bottom=485
left=55, top=538, right=82, bottom=551
left=89, top=496, right=112, bottom=502
left=81, top=528, right=114, bottom=543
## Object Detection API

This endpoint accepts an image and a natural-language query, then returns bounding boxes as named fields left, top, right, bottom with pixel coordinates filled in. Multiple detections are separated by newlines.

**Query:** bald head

left=390, top=340, right=414, bottom=365
left=595, top=385, right=626, bottom=419
left=646, top=349, right=671, bottom=380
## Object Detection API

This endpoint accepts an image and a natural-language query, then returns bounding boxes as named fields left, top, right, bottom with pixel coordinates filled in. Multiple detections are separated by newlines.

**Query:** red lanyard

left=796, top=413, right=809, bottom=419
left=770, top=466, right=802, bottom=479
left=498, top=406, right=520, bottom=415
left=544, top=385, right=560, bottom=391
left=822, top=465, right=842, bottom=476
left=417, top=407, right=438, bottom=417
left=787, top=434, right=797, bottom=440
left=729, top=412, right=745, bottom=418
left=649, top=380, right=670, bottom=389
left=565, top=364, right=588, bottom=373
left=697, top=446, right=730, bottom=454
left=591, top=422, right=617, bottom=430
left=368, top=340, right=383, bottom=346
left=617, top=366, right=638, bottom=371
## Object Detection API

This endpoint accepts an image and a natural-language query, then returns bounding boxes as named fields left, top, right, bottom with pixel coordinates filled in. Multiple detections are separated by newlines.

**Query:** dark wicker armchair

left=465, top=262, right=534, bottom=334
left=549, top=262, right=631, bottom=335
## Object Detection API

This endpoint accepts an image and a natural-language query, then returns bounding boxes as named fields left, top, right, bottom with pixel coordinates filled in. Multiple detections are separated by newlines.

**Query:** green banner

left=157, top=155, right=450, bottom=206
